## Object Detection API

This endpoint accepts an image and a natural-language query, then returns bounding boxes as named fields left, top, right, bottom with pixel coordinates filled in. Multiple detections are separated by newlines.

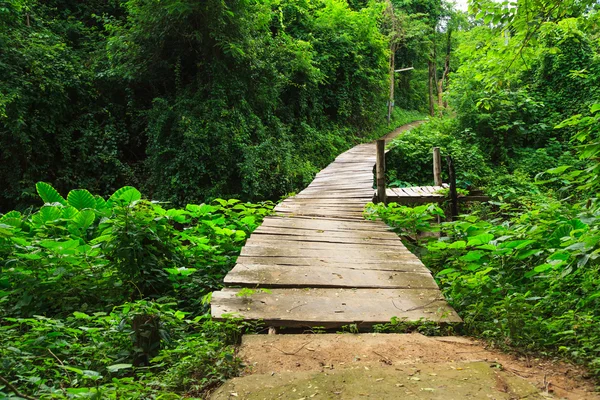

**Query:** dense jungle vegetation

left=3, top=0, right=600, bottom=397
left=370, top=0, right=600, bottom=384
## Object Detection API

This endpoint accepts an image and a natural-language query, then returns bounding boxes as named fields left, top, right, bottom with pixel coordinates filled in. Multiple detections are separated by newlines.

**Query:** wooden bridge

left=211, top=123, right=461, bottom=329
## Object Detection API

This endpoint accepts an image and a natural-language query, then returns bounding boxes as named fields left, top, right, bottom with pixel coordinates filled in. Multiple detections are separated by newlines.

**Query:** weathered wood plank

left=234, top=257, right=428, bottom=271
left=244, top=238, right=407, bottom=250
left=211, top=288, right=462, bottom=327
left=260, top=217, right=390, bottom=232
left=252, top=226, right=399, bottom=240
left=225, top=264, right=439, bottom=289
left=274, top=212, right=365, bottom=220
left=276, top=202, right=366, bottom=210
left=240, top=246, right=414, bottom=259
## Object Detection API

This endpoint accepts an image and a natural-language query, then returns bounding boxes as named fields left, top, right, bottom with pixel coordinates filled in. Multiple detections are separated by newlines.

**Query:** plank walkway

left=386, top=184, right=448, bottom=204
left=211, top=123, right=461, bottom=329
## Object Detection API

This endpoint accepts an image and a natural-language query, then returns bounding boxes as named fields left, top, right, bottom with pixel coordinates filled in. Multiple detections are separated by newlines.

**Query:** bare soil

left=232, top=333, right=598, bottom=399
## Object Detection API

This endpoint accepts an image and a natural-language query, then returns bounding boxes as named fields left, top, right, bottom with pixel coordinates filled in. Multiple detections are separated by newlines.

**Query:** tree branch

left=0, top=374, right=38, bottom=400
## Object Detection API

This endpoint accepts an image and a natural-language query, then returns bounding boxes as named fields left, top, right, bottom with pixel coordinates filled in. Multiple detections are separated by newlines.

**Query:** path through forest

left=209, top=123, right=598, bottom=399
left=210, top=121, right=461, bottom=328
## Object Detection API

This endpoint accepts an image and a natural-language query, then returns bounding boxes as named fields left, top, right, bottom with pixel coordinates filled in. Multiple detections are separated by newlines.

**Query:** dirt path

left=212, top=333, right=598, bottom=399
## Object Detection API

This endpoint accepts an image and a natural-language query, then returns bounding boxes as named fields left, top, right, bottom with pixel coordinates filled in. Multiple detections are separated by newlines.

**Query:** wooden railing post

left=446, top=155, right=458, bottom=218
left=433, top=147, right=442, bottom=186
left=376, top=139, right=387, bottom=204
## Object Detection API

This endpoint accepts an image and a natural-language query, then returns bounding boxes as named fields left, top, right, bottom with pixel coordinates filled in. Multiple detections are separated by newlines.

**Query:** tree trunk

left=388, top=48, right=395, bottom=124
left=428, top=58, right=435, bottom=117
left=437, top=27, right=452, bottom=112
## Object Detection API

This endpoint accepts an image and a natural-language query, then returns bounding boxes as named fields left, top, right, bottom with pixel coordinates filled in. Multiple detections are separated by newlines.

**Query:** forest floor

left=211, top=333, right=598, bottom=399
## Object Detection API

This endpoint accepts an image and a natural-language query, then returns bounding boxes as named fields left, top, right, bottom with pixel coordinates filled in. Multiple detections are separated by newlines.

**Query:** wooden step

left=224, top=264, right=439, bottom=289
left=211, top=288, right=461, bottom=328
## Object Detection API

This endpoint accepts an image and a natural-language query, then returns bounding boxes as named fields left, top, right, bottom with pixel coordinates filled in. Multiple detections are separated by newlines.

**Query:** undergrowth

left=0, top=183, right=272, bottom=398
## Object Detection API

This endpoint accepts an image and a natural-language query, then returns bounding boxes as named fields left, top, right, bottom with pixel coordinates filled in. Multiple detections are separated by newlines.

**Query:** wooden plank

left=225, top=264, right=439, bottom=289
left=304, top=183, right=373, bottom=189
left=294, top=194, right=373, bottom=199
left=252, top=226, right=399, bottom=240
left=274, top=212, right=365, bottom=220
left=298, top=190, right=373, bottom=196
left=260, top=217, right=390, bottom=232
left=240, top=246, right=415, bottom=259
left=252, top=230, right=398, bottom=241
left=249, top=233, right=403, bottom=245
left=212, top=122, right=462, bottom=329
left=275, top=210, right=365, bottom=217
left=244, top=238, right=407, bottom=251
left=211, top=288, right=462, bottom=328
left=387, top=196, right=445, bottom=205
left=280, top=199, right=368, bottom=205
left=235, top=257, right=427, bottom=270
left=274, top=206, right=366, bottom=215
left=276, top=202, right=366, bottom=210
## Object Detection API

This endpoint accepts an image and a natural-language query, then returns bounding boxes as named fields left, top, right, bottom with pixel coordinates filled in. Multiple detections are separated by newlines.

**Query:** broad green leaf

left=40, top=239, right=80, bottom=252
left=61, top=206, right=79, bottom=220
left=73, top=311, right=91, bottom=319
left=437, top=268, right=456, bottom=276
left=0, top=217, right=22, bottom=228
left=68, top=189, right=96, bottom=210
left=516, top=249, right=540, bottom=260
left=107, top=363, right=133, bottom=373
left=467, top=234, right=494, bottom=246
left=590, top=103, right=600, bottom=113
left=95, top=196, right=108, bottom=210
left=74, top=210, right=95, bottom=230
left=109, top=186, right=141, bottom=204
left=166, top=209, right=189, bottom=223
left=460, top=250, right=484, bottom=261
left=16, top=253, right=42, bottom=260
left=0, top=210, right=21, bottom=221
left=448, top=241, right=467, bottom=249
left=500, top=240, right=535, bottom=249
left=544, top=166, right=570, bottom=175
left=36, top=182, right=67, bottom=205
left=428, top=241, right=448, bottom=250
left=534, top=263, right=553, bottom=273
left=33, top=206, right=63, bottom=225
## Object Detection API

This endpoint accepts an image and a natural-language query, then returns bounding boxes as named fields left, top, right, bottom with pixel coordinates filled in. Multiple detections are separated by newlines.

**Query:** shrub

left=385, top=117, right=492, bottom=188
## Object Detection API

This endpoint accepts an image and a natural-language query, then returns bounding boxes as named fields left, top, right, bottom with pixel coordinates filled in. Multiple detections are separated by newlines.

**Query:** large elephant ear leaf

left=68, top=189, right=96, bottom=210
left=108, top=186, right=142, bottom=206
left=36, top=182, right=67, bottom=205
left=73, top=209, right=96, bottom=230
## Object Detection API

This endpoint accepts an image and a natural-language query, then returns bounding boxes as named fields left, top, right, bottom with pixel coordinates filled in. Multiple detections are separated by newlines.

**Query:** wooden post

left=433, top=147, right=442, bottom=186
left=446, top=155, right=458, bottom=218
left=376, top=139, right=386, bottom=204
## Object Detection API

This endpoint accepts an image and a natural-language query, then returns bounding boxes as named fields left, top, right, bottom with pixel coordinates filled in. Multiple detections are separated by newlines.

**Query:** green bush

left=0, top=183, right=273, bottom=317
left=385, top=117, right=492, bottom=188
left=0, top=183, right=271, bottom=398
left=368, top=195, right=600, bottom=378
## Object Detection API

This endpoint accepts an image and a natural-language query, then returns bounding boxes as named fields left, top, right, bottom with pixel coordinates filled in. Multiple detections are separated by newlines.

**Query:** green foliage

left=448, top=5, right=600, bottom=164
left=373, top=316, right=454, bottom=336
left=1, top=0, right=393, bottom=210
left=385, top=117, right=492, bottom=187
left=0, top=303, right=247, bottom=398
left=0, top=183, right=272, bottom=397
left=369, top=191, right=600, bottom=377
left=365, top=201, right=444, bottom=242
